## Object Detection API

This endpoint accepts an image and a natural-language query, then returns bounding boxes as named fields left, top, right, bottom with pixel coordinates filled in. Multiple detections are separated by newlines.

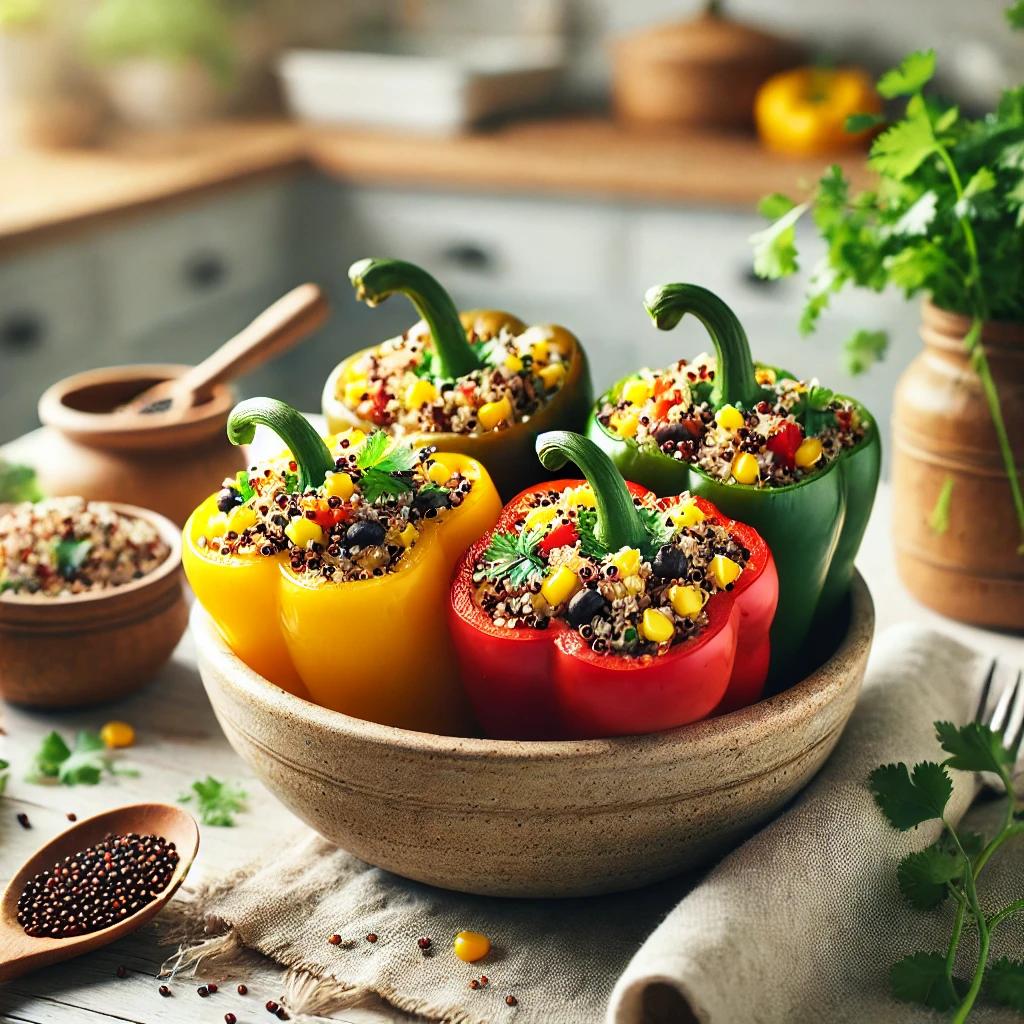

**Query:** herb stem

left=988, top=897, right=1024, bottom=932
left=944, top=891, right=968, bottom=984
left=947, top=822, right=991, bottom=1024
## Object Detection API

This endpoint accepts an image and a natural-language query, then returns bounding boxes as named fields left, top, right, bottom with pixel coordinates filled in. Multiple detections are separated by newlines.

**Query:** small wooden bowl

left=0, top=503, right=187, bottom=708
left=192, top=574, right=874, bottom=898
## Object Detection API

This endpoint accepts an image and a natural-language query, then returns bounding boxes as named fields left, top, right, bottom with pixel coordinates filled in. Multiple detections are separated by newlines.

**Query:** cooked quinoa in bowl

left=596, top=354, right=866, bottom=488
left=0, top=498, right=171, bottom=598
left=195, top=428, right=477, bottom=584
left=473, top=486, right=752, bottom=657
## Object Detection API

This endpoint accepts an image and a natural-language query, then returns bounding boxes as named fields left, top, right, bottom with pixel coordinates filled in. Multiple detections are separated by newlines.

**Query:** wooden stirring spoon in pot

left=0, top=803, right=199, bottom=982
left=123, top=282, right=329, bottom=416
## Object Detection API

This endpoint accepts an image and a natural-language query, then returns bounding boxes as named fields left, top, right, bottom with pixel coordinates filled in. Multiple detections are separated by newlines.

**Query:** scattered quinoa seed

left=16, top=813, right=30, bottom=829
left=506, top=994, right=518, bottom=1006
left=225, top=1015, right=237, bottom=1024
left=208, top=983, right=218, bottom=993
left=328, top=933, right=342, bottom=945
left=366, top=932, right=378, bottom=943
left=237, top=984, right=248, bottom=995
left=159, top=985, right=171, bottom=997
left=115, top=965, right=127, bottom=978
left=197, top=985, right=209, bottom=997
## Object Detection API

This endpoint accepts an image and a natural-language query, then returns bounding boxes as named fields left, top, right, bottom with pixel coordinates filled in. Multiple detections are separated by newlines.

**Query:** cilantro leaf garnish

left=897, top=845, right=964, bottom=909
left=868, top=760, right=952, bottom=830
left=749, top=201, right=806, bottom=279
left=576, top=508, right=609, bottom=560
left=54, top=538, right=92, bottom=580
left=235, top=470, right=255, bottom=501
left=890, top=952, right=961, bottom=1011
left=481, top=525, right=545, bottom=587
left=935, top=720, right=1014, bottom=774
left=842, top=329, right=888, bottom=376
left=877, top=49, right=936, bottom=99
left=27, top=730, right=135, bottom=786
left=179, top=775, right=247, bottom=827
left=988, top=959, right=1024, bottom=1011
left=355, top=431, right=418, bottom=504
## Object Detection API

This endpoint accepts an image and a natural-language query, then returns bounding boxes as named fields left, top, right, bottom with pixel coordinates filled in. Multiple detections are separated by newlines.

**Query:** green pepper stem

left=227, top=398, right=335, bottom=493
left=536, top=431, right=650, bottom=552
left=349, top=257, right=482, bottom=379
left=644, top=283, right=764, bottom=409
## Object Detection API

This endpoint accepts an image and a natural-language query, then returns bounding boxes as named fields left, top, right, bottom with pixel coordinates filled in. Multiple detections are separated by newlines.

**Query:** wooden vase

left=892, top=301, right=1024, bottom=628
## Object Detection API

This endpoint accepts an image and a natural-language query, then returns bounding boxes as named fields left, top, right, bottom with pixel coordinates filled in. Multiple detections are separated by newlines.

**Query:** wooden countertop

left=0, top=116, right=873, bottom=253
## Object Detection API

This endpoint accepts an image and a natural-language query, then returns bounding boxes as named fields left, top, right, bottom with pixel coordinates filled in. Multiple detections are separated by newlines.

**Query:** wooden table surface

left=1, top=479, right=1020, bottom=1024
left=0, top=116, right=873, bottom=255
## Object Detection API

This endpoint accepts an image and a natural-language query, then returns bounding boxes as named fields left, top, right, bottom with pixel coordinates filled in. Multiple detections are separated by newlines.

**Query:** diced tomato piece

left=766, top=421, right=803, bottom=469
left=539, top=522, right=579, bottom=556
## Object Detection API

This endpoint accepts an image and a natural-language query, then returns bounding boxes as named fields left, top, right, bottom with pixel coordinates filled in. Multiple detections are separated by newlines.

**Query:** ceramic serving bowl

left=193, top=572, right=873, bottom=898
left=0, top=503, right=187, bottom=708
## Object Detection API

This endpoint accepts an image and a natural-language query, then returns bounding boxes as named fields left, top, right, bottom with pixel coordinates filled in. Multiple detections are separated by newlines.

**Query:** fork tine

left=975, top=660, right=997, bottom=723
left=1006, top=670, right=1024, bottom=756
left=990, top=675, right=1017, bottom=735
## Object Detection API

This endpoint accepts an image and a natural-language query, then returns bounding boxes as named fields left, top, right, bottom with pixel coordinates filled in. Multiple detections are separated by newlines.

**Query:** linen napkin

left=167, top=626, right=1023, bottom=1024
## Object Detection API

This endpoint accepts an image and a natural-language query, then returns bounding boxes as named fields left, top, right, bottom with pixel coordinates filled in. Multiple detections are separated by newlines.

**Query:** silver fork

left=973, top=660, right=1024, bottom=793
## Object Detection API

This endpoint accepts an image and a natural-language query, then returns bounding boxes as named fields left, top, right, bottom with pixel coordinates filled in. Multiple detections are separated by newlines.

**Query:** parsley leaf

left=749, top=202, right=807, bottom=279
left=639, top=506, right=676, bottom=557
left=54, top=538, right=92, bottom=580
left=935, top=720, right=1014, bottom=774
left=988, top=959, right=1024, bottom=1011
left=891, top=191, right=938, bottom=236
left=869, top=96, right=938, bottom=180
left=576, top=508, right=609, bottom=560
left=846, top=112, right=886, bottom=134
left=842, top=329, right=888, bottom=375
left=890, top=952, right=961, bottom=1011
left=868, top=761, right=952, bottom=830
left=480, top=526, right=546, bottom=588
left=897, top=845, right=964, bottom=909
left=28, top=730, right=133, bottom=786
left=179, top=775, right=247, bottom=827
left=235, top=470, right=255, bottom=501
left=355, top=431, right=418, bottom=504
left=877, top=50, right=936, bottom=99
left=928, top=476, right=955, bottom=535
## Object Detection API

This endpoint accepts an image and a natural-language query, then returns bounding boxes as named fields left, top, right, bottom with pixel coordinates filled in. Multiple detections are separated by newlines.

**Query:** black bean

left=345, top=520, right=386, bottom=549
left=567, top=588, right=607, bottom=628
left=414, top=488, right=451, bottom=514
left=652, top=544, right=688, bottom=580
left=216, top=488, right=242, bottom=513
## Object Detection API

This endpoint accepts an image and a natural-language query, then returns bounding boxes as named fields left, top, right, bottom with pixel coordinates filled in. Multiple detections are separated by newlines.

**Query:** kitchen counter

left=0, top=116, right=873, bottom=255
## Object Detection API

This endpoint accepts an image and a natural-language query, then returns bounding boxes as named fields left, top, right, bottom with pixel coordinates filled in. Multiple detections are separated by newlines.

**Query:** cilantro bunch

left=179, top=775, right=247, bottom=827
left=869, top=720, right=1024, bottom=1022
left=353, top=430, right=419, bottom=504
left=753, top=16, right=1024, bottom=550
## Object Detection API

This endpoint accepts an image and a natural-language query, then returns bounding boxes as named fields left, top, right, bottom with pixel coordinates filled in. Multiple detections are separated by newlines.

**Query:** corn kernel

left=227, top=505, right=257, bottom=533
left=524, top=505, right=558, bottom=530
left=206, top=512, right=230, bottom=538
left=669, top=502, right=706, bottom=528
left=397, top=523, right=418, bottom=548
left=100, top=721, right=135, bottom=749
left=716, top=404, right=745, bottom=431
left=404, top=378, right=438, bottom=410
left=731, top=452, right=760, bottom=485
left=795, top=437, right=824, bottom=469
left=529, top=338, right=550, bottom=363
left=611, top=547, right=641, bottom=578
left=324, top=472, right=355, bottom=501
left=478, top=397, right=513, bottom=431
left=426, top=461, right=451, bottom=486
left=453, top=931, right=490, bottom=963
left=538, top=363, right=566, bottom=390
left=285, top=517, right=324, bottom=548
left=641, top=608, right=675, bottom=644
left=345, top=428, right=367, bottom=446
left=621, top=378, right=653, bottom=406
left=344, top=380, right=370, bottom=406
left=669, top=584, right=705, bottom=619
left=541, top=565, right=579, bottom=607
left=567, top=485, right=596, bottom=508
left=709, top=554, right=742, bottom=588
left=755, top=367, right=777, bottom=385
left=505, top=354, right=524, bottom=373
left=611, top=412, right=639, bottom=439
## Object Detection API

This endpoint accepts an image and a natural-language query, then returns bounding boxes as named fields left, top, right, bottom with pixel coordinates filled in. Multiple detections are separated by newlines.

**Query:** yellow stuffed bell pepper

left=183, top=397, right=501, bottom=735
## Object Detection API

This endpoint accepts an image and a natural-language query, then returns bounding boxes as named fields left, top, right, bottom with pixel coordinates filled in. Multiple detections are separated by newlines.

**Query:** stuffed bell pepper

left=183, top=398, right=502, bottom=735
left=322, top=257, right=593, bottom=500
left=449, top=431, right=778, bottom=740
left=588, top=283, right=880, bottom=678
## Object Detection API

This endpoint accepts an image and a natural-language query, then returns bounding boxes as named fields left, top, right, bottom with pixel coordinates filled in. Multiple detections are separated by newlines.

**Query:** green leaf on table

left=842, top=329, right=888, bottom=375
left=27, top=730, right=130, bottom=786
left=54, top=538, right=92, bottom=580
left=846, top=112, right=885, bottom=134
left=877, top=50, right=936, bottom=99
left=935, top=720, right=1014, bottom=774
left=179, top=775, right=247, bottom=827
left=869, top=761, right=952, bottom=830
left=869, top=97, right=938, bottom=180
left=890, top=952, right=961, bottom=1011
left=897, top=845, right=964, bottom=909
left=481, top=525, right=546, bottom=588
left=987, top=958, right=1024, bottom=1011
left=750, top=202, right=807, bottom=279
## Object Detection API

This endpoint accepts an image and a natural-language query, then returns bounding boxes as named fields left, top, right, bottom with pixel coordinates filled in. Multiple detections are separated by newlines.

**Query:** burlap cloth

left=168, top=626, right=1024, bottom=1023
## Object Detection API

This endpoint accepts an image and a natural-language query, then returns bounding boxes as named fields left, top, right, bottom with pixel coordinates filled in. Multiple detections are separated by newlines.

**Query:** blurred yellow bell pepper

left=183, top=398, right=501, bottom=735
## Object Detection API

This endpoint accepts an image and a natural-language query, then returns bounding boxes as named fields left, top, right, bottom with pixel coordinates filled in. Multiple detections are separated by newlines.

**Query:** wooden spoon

left=0, top=803, right=199, bottom=982
left=122, top=282, right=329, bottom=416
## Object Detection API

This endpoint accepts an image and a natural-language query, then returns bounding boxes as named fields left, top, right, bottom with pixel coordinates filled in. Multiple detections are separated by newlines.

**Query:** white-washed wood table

left=1, top=482, right=1021, bottom=1024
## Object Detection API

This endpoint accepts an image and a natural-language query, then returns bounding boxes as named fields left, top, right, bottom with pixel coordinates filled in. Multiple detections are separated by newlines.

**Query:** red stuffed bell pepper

left=449, top=430, right=778, bottom=740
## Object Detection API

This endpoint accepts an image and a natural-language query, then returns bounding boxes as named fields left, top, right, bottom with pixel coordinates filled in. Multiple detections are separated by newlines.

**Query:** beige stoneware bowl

left=0, top=503, right=187, bottom=708
left=192, top=573, right=873, bottom=898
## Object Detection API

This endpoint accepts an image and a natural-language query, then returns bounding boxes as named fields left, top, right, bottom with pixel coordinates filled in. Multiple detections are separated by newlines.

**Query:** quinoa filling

left=197, top=430, right=474, bottom=584
left=0, top=498, right=170, bottom=597
left=472, top=488, right=750, bottom=657
left=597, top=354, right=866, bottom=487
left=338, top=323, right=571, bottom=435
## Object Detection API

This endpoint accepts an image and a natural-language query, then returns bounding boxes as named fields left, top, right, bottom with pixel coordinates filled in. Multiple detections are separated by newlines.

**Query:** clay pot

left=612, top=4, right=801, bottom=131
left=0, top=503, right=187, bottom=708
left=193, top=573, right=873, bottom=898
left=24, top=365, right=244, bottom=526
left=892, top=302, right=1024, bottom=628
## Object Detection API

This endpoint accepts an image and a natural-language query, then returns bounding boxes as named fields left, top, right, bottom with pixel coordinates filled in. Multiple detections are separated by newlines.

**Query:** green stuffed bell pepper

left=587, top=283, right=880, bottom=680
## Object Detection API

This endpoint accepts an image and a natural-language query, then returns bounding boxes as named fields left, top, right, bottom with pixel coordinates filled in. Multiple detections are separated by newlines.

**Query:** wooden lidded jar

left=892, top=302, right=1024, bottom=628
left=25, top=364, right=244, bottom=526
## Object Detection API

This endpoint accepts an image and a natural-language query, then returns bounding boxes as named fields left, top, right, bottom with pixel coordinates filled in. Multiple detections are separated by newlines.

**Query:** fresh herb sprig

left=54, top=538, right=92, bottom=580
left=27, top=730, right=136, bottom=786
left=869, top=720, right=1024, bottom=1022
left=753, top=21, right=1024, bottom=551
left=0, top=758, right=8, bottom=795
left=354, top=431, right=418, bottom=504
left=179, top=775, right=247, bottom=827
left=481, top=525, right=546, bottom=587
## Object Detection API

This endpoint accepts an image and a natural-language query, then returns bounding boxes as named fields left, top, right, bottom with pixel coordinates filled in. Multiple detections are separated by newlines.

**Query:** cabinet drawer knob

left=440, top=243, right=494, bottom=272
left=184, top=252, right=228, bottom=291
left=0, top=312, right=44, bottom=350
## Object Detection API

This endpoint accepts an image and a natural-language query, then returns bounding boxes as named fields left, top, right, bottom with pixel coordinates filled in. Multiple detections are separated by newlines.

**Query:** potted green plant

left=752, top=10, right=1024, bottom=629
left=85, top=0, right=237, bottom=129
